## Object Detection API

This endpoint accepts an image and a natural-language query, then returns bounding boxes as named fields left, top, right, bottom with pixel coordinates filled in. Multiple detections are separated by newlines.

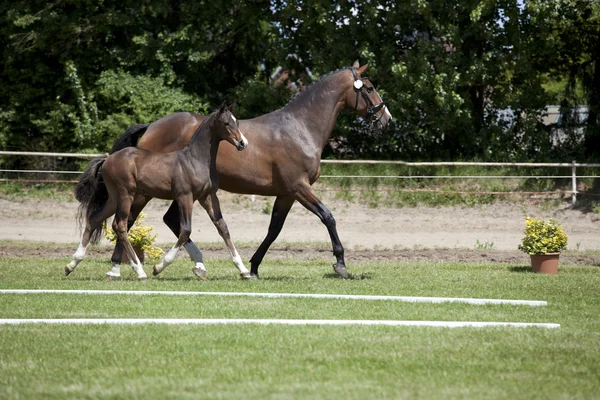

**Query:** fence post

left=571, top=160, right=577, bottom=207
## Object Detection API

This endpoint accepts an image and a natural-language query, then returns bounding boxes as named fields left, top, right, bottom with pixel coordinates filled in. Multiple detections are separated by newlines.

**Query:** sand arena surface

left=1, top=193, right=599, bottom=265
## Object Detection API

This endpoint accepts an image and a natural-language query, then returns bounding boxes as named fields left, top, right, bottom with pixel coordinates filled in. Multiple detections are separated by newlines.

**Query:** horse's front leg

left=294, top=182, right=348, bottom=279
left=161, top=201, right=207, bottom=279
left=199, top=192, right=251, bottom=280
left=152, top=196, right=193, bottom=276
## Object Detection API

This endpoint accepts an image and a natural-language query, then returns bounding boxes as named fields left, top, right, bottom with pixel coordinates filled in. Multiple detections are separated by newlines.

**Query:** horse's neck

left=281, top=72, right=349, bottom=150
left=185, top=119, right=220, bottom=170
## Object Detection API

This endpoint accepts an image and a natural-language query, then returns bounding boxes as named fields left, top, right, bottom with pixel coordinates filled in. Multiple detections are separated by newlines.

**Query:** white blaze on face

left=231, top=115, right=237, bottom=123
left=240, top=131, right=248, bottom=147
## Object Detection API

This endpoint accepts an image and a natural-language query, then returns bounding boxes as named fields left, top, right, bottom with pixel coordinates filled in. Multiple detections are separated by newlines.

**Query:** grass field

left=0, top=252, right=599, bottom=399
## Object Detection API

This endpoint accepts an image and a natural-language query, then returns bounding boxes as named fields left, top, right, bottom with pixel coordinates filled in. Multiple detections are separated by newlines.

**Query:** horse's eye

left=224, top=122, right=230, bottom=126
left=367, top=87, right=373, bottom=93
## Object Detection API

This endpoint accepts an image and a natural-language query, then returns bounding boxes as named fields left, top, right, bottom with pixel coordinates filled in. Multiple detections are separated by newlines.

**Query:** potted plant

left=104, top=212, right=164, bottom=263
left=518, top=217, right=568, bottom=274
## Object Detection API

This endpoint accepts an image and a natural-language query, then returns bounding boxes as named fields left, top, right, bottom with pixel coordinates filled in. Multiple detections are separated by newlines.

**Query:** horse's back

left=138, top=112, right=205, bottom=153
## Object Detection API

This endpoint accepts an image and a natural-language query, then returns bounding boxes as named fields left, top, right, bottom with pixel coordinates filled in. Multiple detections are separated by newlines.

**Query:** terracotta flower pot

left=121, top=245, right=145, bottom=264
left=530, top=253, right=559, bottom=274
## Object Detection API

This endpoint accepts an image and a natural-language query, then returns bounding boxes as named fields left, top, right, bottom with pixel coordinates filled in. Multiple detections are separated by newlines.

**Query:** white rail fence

left=1, top=151, right=599, bottom=206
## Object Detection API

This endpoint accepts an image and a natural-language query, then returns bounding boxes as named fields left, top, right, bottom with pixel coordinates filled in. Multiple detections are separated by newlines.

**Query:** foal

left=66, top=104, right=250, bottom=280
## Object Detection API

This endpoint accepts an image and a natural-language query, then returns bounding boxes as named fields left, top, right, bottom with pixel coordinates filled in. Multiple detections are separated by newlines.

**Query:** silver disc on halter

left=354, top=80, right=363, bottom=90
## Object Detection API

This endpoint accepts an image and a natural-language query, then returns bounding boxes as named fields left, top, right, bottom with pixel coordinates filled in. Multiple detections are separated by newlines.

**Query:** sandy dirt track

left=0, top=193, right=599, bottom=265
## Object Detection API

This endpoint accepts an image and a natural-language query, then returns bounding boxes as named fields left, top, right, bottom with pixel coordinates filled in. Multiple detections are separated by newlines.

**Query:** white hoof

left=192, top=267, right=208, bottom=281
left=106, top=272, right=121, bottom=281
left=240, top=272, right=253, bottom=280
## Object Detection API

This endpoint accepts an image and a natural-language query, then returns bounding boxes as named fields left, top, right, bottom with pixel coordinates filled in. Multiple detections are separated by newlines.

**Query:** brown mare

left=67, top=104, right=251, bottom=280
left=75, top=61, right=392, bottom=279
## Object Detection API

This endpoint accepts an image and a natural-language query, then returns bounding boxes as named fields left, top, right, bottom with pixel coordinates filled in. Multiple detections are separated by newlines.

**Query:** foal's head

left=343, top=61, right=393, bottom=131
left=214, top=103, right=248, bottom=151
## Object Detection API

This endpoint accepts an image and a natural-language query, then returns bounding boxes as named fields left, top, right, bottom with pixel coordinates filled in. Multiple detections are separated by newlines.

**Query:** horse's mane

left=278, top=66, right=352, bottom=111
left=189, top=109, right=219, bottom=143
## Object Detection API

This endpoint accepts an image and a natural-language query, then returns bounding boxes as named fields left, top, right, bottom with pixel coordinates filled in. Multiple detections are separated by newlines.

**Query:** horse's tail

left=75, top=157, right=108, bottom=244
left=109, top=123, right=149, bottom=153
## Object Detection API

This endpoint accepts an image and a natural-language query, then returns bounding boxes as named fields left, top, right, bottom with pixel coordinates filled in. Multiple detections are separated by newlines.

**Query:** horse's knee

left=179, top=226, right=191, bottom=242
left=216, top=220, right=230, bottom=238
left=113, top=221, right=128, bottom=241
left=320, top=209, right=336, bottom=227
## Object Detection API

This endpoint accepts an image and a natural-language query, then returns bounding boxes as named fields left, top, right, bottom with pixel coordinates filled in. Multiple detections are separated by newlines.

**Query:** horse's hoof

left=250, top=273, right=259, bottom=280
left=64, top=267, right=73, bottom=276
left=192, top=267, right=208, bottom=281
left=138, top=276, right=147, bottom=281
left=240, top=272, right=254, bottom=280
left=106, top=274, right=121, bottom=281
left=333, top=264, right=349, bottom=279
left=152, top=266, right=162, bottom=276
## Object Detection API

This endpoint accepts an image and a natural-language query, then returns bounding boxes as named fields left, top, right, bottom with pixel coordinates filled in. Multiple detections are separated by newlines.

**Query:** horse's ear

left=357, top=63, right=369, bottom=75
left=352, top=59, right=360, bottom=68
left=228, top=103, right=236, bottom=112
left=218, top=101, right=227, bottom=113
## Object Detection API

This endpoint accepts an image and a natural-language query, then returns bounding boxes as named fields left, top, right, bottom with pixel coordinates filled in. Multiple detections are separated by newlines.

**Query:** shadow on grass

left=323, top=272, right=374, bottom=280
left=508, top=266, right=532, bottom=273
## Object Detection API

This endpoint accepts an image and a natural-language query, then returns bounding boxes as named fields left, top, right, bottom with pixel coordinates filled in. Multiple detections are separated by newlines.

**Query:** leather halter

left=351, top=67, right=385, bottom=119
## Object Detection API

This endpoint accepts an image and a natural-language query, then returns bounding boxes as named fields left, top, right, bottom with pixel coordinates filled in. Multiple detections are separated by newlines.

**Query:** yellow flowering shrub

left=104, top=213, right=164, bottom=260
left=518, top=217, right=568, bottom=255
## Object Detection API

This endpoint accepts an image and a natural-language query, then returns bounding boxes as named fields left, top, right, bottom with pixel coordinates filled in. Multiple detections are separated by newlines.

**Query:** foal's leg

left=152, top=196, right=194, bottom=276
left=161, top=201, right=207, bottom=277
left=113, top=196, right=147, bottom=280
left=294, top=182, right=348, bottom=278
left=107, top=194, right=152, bottom=279
left=199, top=192, right=251, bottom=279
left=249, top=195, right=295, bottom=278
left=66, top=198, right=117, bottom=276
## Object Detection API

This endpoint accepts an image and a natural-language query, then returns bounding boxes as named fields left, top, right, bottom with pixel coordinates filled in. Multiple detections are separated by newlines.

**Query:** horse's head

left=343, top=61, right=393, bottom=131
left=216, top=103, right=248, bottom=151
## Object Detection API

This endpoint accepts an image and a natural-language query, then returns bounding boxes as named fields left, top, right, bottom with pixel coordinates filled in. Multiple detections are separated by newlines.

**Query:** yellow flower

left=518, top=217, right=568, bottom=255
left=103, top=212, right=164, bottom=260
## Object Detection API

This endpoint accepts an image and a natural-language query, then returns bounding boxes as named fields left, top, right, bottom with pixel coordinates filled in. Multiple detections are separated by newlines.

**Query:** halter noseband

left=351, top=67, right=386, bottom=118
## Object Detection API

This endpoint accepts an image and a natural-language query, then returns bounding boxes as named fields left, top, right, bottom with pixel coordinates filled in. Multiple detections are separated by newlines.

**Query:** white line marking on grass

left=0, top=289, right=548, bottom=306
left=0, top=319, right=560, bottom=328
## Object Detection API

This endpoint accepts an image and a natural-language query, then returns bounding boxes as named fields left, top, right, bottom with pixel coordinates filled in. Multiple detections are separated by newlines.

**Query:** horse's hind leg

left=153, top=196, right=194, bottom=276
left=199, top=193, right=251, bottom=279
left=162, top=201, right=207, bottom=275
left=294, top=183, right=348, bottom=278
left=66, top=198, right=116, bottom=276
left=107, top=194, right=152, bottom=279
left=113, top=196, right=147, bottom=280
left=249, top=195, right=295, bottom=278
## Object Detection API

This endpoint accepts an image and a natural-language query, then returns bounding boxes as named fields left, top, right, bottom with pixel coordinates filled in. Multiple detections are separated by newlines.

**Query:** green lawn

left=0, top=254, right=599, bottom=399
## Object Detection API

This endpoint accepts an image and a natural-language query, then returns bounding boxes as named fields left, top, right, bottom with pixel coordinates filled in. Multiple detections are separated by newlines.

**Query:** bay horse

left=67, top=104, right=251, bottom=280
left=76, top=61, right=392, bottom=279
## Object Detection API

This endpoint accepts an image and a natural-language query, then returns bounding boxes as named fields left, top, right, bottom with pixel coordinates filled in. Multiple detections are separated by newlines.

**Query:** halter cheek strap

left=351, top=67, right=385, bottom=118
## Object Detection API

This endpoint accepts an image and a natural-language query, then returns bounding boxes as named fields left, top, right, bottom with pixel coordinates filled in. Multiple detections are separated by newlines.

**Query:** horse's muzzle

left=236, top=134, right=248, bottom=151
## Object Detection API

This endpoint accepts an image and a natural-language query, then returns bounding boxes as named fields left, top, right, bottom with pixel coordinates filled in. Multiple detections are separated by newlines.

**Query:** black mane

left=279, top=66, right=352, bottom=111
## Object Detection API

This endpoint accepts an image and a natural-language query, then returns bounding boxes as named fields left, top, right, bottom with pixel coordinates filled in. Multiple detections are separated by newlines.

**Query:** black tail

left=109, top=124, right=149, bottom=153
left=75, top=123, right=148, bottom=243
left=75, top=157, right=107, bottom=244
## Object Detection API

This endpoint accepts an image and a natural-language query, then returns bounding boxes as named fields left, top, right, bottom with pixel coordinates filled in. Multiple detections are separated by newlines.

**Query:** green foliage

left=92, top=70, right=209, bottom=151
left=519, top=217, right=569, bottom=255
left=104, top=213, right=164, bottom=259
left=227, top=74, right=293, bottom=119
left=0, top=0, right=599, bottom=162
left=474, top=239, right=495, bottom=250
